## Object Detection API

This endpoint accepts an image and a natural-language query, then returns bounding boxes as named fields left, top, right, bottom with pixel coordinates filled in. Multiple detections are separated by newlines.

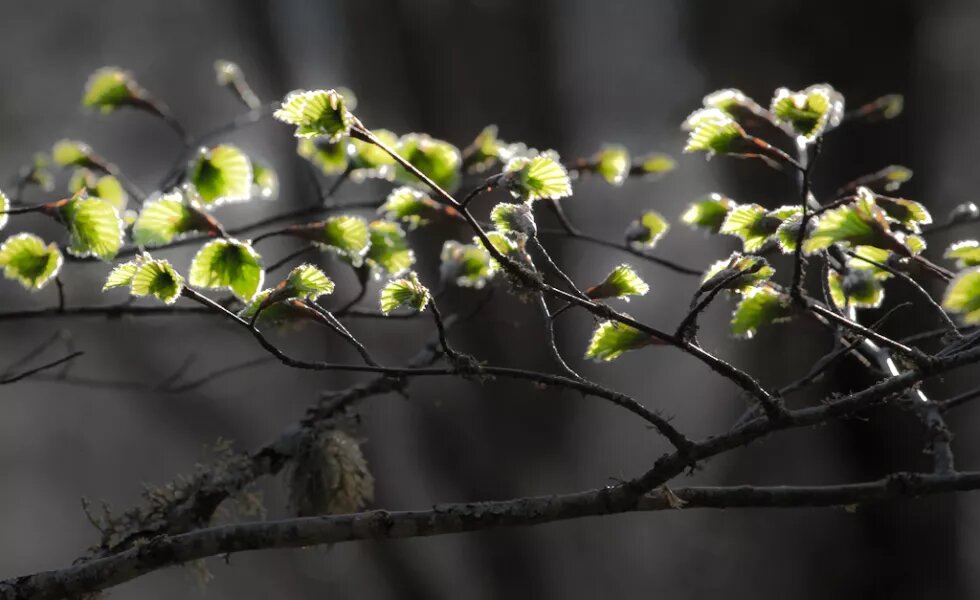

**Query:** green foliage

left=379, top=187, right=446, bottom=230
left=462, top=125, right=507, bottom=173
left=68, top=169, right=127, bottom=211
left=310, top=215, right=371, bottom=264
left=770, top=84, right=844, bottom=141
left=189, top=239, right=264, bottom=301
left=348, top=129, right=398, bottom=181
left=252, top=161, right=279, bottom=200
left=593, top=144, right=631, bottom=186
left=680, top=193, right=735, bottom=233
left=52, top=139, right=94, bottom=168
left=490, top=202, right=536, bottom=239
left=943, top=267, right=980, bottom=324
left=946, top=241, right=980, bottom=269
left=105, top=255, right=184, bottom=304
left=274, top=89, right=353, bottom=141
left=876, top=196, right=932, bottom=232
left=683, top=108, right=746, bottom=156
left=82, top=67, right=141, bottom=113
left=284, top=264, right=335, bottom=301
left=585, top=320, right=655, bottom=361
left=720, top=204, right=801, bottom=253
left=730, top=285, right=793, bottom=339
left=133, top=191, right=209, bottom=247
left=440, top=239, right=495, bottom=288
left=803, top=188, right=905, bottom=255
left=190, top=144, right=253, bottom=206
left=60, top=194, right=125, bottom=260
left=297, top=138, right=349, bottom=175
left=502, top=152, right=572, bottom=201
left=364, top=220, right=414, bottom=277
left=0, top=233, right=63, bottom=290
left=625, top=210, right=669, bottom=248
left=635, top=153, right=676, bottom=178
left=827, top=269, right=885, bottom=310
left=393, top=133, right=462, bottom=192
left=586, top=264, right=649, bottom=301
left=702, top=254, right=775, bottom=294
left=23, top=153, right=55, bottom=192
left=380, top=272, right=431, bottom=315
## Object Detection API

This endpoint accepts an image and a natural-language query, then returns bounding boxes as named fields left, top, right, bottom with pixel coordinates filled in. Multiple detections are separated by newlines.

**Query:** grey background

left=0, top=0, right=978, bottom=598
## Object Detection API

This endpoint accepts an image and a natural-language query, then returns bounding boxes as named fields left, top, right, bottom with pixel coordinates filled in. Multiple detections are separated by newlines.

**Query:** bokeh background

left=1, top=0, right=978, bottom=598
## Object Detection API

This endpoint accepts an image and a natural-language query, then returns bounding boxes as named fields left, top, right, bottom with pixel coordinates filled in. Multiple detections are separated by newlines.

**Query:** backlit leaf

left=189, top=238, right=264, bottom=301
left=731, top=285, right=793, bottom=339
left=61, top=194, right=125, bottom=260
left=502, top=152, right=572, bottom=201
left=585, top=320, right=655, bottom=362
left=274, top=89, right=353, bottom=141
left=943, top=268, right=980, bottom=324
left=380, top=271, right=431, bottom=314
left=189, top=144, right=253, bottom=207
left=0, top=233, right=62, bottom=290
left=586, top=264, right=649, bottom=301
left=625, top=211, right=669, bottom=248
left=393, top=133, right=462, bottom=192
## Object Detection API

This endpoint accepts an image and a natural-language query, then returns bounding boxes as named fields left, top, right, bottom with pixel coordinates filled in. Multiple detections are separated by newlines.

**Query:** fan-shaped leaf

left=379, top=187, right=447, bottom=230
left=943, top=268, right=980, bottom=324
left=440, top=240, right=495, bottom=288
left=61, top=194, right=124, bottom=260
left=189, top=239, right=264, bottom=301
left=133, top=191, right=214, bottom=247
left=586, top=264, right=649, bottom=301
left=770, top=84, right=844, bottom=142
left=393, top=133, right=462, bottom=192
left=502, top=152, right=572, bottom=201
left=69, top=169, right=127, bottom=211
left=82, top=67, right=142, bottom=114
left=683, top=108, right=747, bottom=155
left=593, top=145, right=631, bottom=186
left=298, top=138, right=349, bottom=175
left=51, top=139, right=94, bottom=167
left=681, top=194, right=736, bottom=233
left=364, top=220, right=414, bottom=277
left=625, top=211, right=669, bottom=248
left=731, top=285, right=793, bottom=339
left=274, top=89, right=353, bottom=141
left=380, top=272, right=431, bottom=315
left=284, top=264, right=334, bottom=300
left=585, top=320, right=655, bottom=362
left=0, top=233, right=62, bottom=290
left=803, top=188, right=895, bottom=254
left=190, top=144, right=253, bottom=207
left=490, top=202, right=537, bottom=239
left=130, top=258, right=184, bottom=304
left=702, top=254, right=775, bottom=294
left=946, top=241, right=980, bottom=269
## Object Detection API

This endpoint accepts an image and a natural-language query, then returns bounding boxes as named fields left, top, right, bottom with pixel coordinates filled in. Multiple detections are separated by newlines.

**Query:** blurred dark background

left=1, top=0, right=979, bottom=598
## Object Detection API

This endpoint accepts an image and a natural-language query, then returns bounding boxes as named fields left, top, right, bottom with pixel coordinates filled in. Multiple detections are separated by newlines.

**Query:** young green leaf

left=103, top=256, right=143, bottom=290
left=188, top=238, right=264, bottom=301
left=625, top=211, right=670, bottom=248
left=22, top=153, right=55, bottom=192
left=0, top=233, right=63, bottom=290
left=701, top=254, right=775, bottom=294
left=189, top=144, right=253, bottom=206
left=585, top=320, right=656, bottom=362
left=945, top=241, right=980, bottom=269
left=133, top=191, right=216, bottom=247
left=60, top=194, right=125, bottom=260
left=502, top=152, right=572, bottom=201
left=379, top=187, right=446, bottom=230
left=81, top=67, right=143, bottom=114
left=252, top=161, right=279, bottom=200
left=680, top=193, right=736, bottom=233
left=297, top=138, right=350, bottom=175
left=393, top=133, right=462, bottom=192
left=770, top=84, right=844, bottom=142
left=51, top=139, right=95, bottom=168
left=364, top=220, right=415, bottom=277
left=380, top=272, right=431, bottom=315
left=301, top=215, right=371, bottom=263
left=682, top=108, right=747, bottom=156
left=284, top=264, right=335, bottom=301
left=440, top=240, right=495, bottom=289
left=586, top=264, right=649, bottom=301
left=593, top=144, right=631, bottom=186
left=348, top=129, right=398, bottom=181
left=238, top=289, right=308, bottom=326
left=68, top=169, right=127, bottom=211
left=876, top=196, right=932, bottom=232
left=490, top=202, right=537, bottom=239
left=943, top=267, right=980, bottom=324
left=635, top=153, right=676, bottom=178
left=802, top=188, right=907, bottom=255
left=461, top=125, right=507, bottom=173
left=731, top=285, right=793, bottom=339
left=274, top=89, right=353, bottom=141
left=827, top=269, right=885, bottom=310
left=129, top=259, right=184, bottom=304
left=701, top=88, right=766, bottom=117
left=848, top=245, right=894, bottom=280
